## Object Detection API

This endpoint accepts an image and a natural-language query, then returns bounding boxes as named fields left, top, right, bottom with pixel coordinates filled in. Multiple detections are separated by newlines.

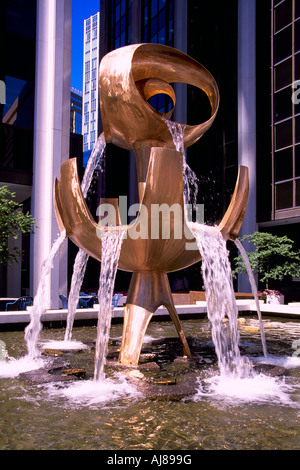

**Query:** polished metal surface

left=54, top=44, right=249, bottom=366
left=119, top=272, right=192, bottom=365
left=99, top=43, right=219, bottom=152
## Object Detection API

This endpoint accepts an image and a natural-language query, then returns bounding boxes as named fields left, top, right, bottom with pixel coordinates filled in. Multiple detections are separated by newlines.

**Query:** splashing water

left=164, top=119, right=254, bottom=378
left=24, top=133, right=106, bottom=356
left=94, top=228, right=126, bottom=382
left=24, top=230, right=66, bottom=359
left=64, top=133, right=106, bottom=342
left=81, top=132, right=106, bottom=198
left=163, top=119, right=198, bottom=209
left=46, top=372, right=142, bottom=408
left=190, top=224, right=253, bottom=377
left=64, top=250, right=90, bottom=341
left=195, top=370, right=295, bottom=405
left=234, top=238, right=268, bottom=357
left=0, top=355, right=45, bottom=378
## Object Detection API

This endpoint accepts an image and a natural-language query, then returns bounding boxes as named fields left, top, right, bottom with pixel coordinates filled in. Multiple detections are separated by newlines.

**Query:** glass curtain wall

left=272, top=0, right=300, bottom=217
left=141, top=0, right=174, bottom=114
left=0, top=0, right=37, bottom=295
left=109, top=0, right=131, bottom=49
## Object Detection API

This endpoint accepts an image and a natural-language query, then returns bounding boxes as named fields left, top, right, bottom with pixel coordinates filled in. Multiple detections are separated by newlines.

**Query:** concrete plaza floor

left=1, top=299, right=300, bottom=330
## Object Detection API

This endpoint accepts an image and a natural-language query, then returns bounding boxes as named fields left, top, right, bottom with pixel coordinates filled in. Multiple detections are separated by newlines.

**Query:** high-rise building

left=82, top=12, right=100, bottom=167
left=0, top=0, right=299, bottom=304
left=0, top=0, right=72, bottom=306
left=98, top=0, right=300, bottom=299
left=70, top=87, right=83, bottom=135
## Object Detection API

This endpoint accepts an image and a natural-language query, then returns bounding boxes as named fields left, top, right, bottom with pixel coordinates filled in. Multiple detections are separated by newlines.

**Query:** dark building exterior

left=99, top=0, right=300, bottom=298
left=70, top=88, right=83, bottom=135
left=0, top=0, right=299, bottom=302
left=0, top=0, right=72, bottom=306
left=0, top=0, right=37, bottom=297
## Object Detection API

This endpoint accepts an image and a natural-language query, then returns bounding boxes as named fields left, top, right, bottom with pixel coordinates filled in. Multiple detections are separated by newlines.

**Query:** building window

left=142, top=0, right=174, bottom=46
left=109, top=0, right=131, bottom=50
left=92, top=58, right=97, bottom=69
left=271, top=0, right=300, bottom=214
left=91, top=99, right=96, bottom=111
left=141, top=0, right=174, bottom=114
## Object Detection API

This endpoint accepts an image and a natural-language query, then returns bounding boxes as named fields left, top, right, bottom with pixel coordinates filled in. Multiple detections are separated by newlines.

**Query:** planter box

left=266, top=294, right=284, bottom=305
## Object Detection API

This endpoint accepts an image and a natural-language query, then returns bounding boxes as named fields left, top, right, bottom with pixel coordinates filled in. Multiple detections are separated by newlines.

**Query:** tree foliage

left=0, top=185, right=36, bottom=265
left=232, top=231, right=300, bottom=290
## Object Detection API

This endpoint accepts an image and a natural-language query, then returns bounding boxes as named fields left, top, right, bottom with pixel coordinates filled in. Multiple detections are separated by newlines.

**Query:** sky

left=71, top=0, right=100, bottom=92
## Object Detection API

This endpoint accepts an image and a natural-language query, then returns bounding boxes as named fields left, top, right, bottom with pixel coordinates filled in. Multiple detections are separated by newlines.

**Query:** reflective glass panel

left=274, top=0, right=292, bottom=32
left=274, top=148, right=293, bottom=181
left=274, top=58, right=292, bottom=90
left=274, top=87, right=293, bottom=122
left=275, top=119, right=293, bottom=149
left=273, top=25, right=292, bottom=64
left=275, top=180, right=293, bottom=209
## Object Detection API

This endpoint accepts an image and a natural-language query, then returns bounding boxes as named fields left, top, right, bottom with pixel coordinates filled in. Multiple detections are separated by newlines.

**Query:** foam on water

left=40, top=339, right=89, bottom=351
left=253, top=354, right=300, bottom=369
left=143, top=334, right=158, bottom=344
left=195, top=372, right=298, bottom=407
left=0, top=356, right=45, bottom=378
left=45, top=373, right=142, bottom=408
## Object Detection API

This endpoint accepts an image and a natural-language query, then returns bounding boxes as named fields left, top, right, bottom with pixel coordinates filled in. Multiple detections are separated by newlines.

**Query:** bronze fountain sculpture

left=54, top=44, right=248, bottom=367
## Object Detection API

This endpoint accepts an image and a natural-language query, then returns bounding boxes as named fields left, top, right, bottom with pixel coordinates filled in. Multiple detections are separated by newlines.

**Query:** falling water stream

left=25, top=133, right=106, bottom=356
left=234, top=238, right=268, bottom=357
left=94, top=229, right=126, bottom=381
left=24, top=230, right=66, bottom=359
left=163, top=118, right=198, bottom=208
left=64, top=250, right=89, bottom=342
left=165, top=119, right=265, bottom=378
left=64, top=133, right=106, bottom=342
left=1, top=122, right=300, bottom=449
left=190, top=224, right=253, bottom=377
left=61, top=132, right=128, bottom=381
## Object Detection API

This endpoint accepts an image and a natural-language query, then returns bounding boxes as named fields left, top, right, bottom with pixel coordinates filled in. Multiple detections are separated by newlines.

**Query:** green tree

left=232, top=231, right=300, bottom=290
left=0, top=185, right=36, bottom=265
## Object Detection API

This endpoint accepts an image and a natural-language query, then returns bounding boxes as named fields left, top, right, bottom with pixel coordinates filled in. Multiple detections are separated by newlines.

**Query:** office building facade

left=70, top=87, right=83, bottom=135
left=0, top=0, right=72, bottom=306
left=99, top=0, right=300, bottom=297
left=0, top=0, right=299, bottom=303
left=82, top=12, right=100, bottom=167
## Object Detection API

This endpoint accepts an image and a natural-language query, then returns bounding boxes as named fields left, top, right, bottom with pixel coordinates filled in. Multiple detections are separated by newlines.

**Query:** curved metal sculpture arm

left=218, top=165, right=249, bottom=241
left=54, top=157, right=249, bottom=271
left=99, top=43, right=220, bottom=151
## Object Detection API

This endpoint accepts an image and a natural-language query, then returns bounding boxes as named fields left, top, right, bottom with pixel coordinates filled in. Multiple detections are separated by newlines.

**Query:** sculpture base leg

left=119, top=272, right=192, bottom=366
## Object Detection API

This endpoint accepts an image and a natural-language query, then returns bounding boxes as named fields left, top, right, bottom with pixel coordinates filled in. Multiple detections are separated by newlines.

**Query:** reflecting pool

left=0, top=317, right=299, bottom=450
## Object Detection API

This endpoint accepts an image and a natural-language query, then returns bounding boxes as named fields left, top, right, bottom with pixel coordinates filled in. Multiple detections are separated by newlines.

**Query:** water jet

left=54, top=44, right=250, bottom=377
left=3, top=47, right=298, bottom=449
